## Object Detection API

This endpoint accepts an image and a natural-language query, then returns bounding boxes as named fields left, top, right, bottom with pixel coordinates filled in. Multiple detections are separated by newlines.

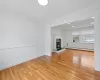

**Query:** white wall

left=94, top=14, right=100, bottom=71
left=45, top=26, right=52, bottom=56
left=0, top=12, right=45, bottom=70
left=0, top=13, right=36, bottom=49
left=35, top=23, right=45, bottom=57
left=63, top=30, right=73, bottom=43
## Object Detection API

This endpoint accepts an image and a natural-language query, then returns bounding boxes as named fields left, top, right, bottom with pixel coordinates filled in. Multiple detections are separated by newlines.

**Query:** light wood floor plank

left=0, top=49, right=100, bottom=80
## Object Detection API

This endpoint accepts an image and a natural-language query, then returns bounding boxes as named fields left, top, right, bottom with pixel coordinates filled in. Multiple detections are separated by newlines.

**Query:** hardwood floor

left=0, top=49, right=100, bottom=80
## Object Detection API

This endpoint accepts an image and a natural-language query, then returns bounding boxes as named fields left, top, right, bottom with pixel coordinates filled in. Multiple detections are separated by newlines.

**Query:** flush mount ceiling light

left=68, top=22, right=71, bottom=24
left=92, top=17, right=95, bottom=19
left=38, top=0, right=48, bottom=6
left=72, top=26, right=75, bottom=27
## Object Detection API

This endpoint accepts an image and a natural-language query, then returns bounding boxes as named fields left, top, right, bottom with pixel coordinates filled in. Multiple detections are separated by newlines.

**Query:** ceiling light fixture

left=68, top=22, right=71, bottom=24
left=38, top=0, right=48, bottom=6
left=72, top=26, right=75, bottom=27
left=92, top=17, right=95, bottom=19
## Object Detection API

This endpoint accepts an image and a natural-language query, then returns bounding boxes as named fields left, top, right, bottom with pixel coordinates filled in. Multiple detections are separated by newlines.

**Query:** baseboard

left=0, top=56, right=34, bottom=71
left=94, top=67, right=100, bottom=71
left=66, top=47, right=94, bottom=51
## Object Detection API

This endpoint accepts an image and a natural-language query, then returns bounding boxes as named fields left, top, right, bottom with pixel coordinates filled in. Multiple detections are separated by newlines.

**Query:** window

left=80, top=35, right=94, bottom=43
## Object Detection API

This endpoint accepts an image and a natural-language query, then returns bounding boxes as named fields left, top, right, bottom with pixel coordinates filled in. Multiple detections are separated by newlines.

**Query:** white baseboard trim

left=94, top=67, right=100, bottom=71
left=53, top=49, right=66, bottom=53
left=66, top=47, right=94, bottom=51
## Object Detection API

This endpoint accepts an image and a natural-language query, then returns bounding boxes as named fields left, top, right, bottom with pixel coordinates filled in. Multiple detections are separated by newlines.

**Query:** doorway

left=51, top=18, right=94, bottom=52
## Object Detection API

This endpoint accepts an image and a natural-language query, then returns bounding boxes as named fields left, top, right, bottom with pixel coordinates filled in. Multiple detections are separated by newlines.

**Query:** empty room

left=0, top=0, right=100, bottom=80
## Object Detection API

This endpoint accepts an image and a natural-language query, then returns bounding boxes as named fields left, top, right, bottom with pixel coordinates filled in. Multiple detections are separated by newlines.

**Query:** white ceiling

left=52, top=18, right=94, bottom=35
left=0, top=0, right=99, bottom=24
left=53, top=18, right=94, bottom=30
